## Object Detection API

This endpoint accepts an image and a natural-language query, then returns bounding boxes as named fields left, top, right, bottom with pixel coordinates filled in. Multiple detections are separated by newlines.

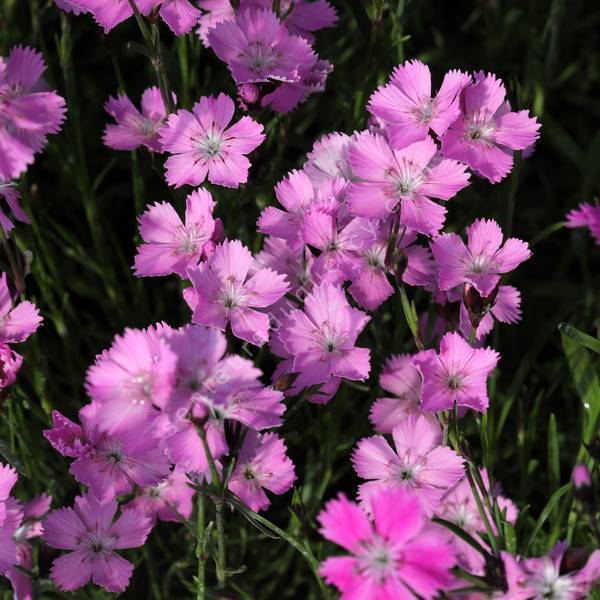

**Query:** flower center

left=470, top=254, right=489, bottom=274
left=125, top=372, right=153, bottom=405
left=466, top=112, right=495, bottom=142
left=447, top=374, right=462, bottom=390
left=199, top=132, right=223, bottom=158
left=244, top=42, right=276, bottom=73
left=357, top=536, right=398, bottom=585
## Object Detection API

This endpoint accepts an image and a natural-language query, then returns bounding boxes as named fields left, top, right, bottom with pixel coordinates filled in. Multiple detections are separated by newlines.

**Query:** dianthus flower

left=187, top=239, right=289, bottom=345
left=318, top=487, right=456, bottom=599
left=411, top=331, right=499, bottom=412
left=347, top=132, right=470, bottom=235
left=368, top=60, right=470, bottom=149
left=441, top=71, right=540, bottom=183
left=43, top=492, right=153, bottom=593
left=0, top=463, right=18, bottom=526
left=0, top=498, right=22, bottom=576
left=85, top=326, right=177, bottom=431
left=0, top=46, right=66, bottom=180
left=499, top=542, right=600, bottom=600
left=353, top=413, right=464, bottom=515
left=277, top=282, right=370, bottom=388
left=44, top=404, right=171, bottom=503
left=160, top=93, right=265, bottom=188
left=134, top=188, right=216, bottom=278
left=303, top=131, right=353, bottom=185
left=566, top=201, right=600, bottom=246
left=431, top=218, right=531, bottom=297
left=103, top=87, right=170, bottom=152
left=0, top=180, right=30, bottom=235
left=228, top=431, right=296, bottom=512
left=0, top=272, right=43, bottom=344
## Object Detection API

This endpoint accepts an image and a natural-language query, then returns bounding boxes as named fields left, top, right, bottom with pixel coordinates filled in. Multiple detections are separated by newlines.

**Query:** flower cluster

left=0, top=45, right=66, bottom=233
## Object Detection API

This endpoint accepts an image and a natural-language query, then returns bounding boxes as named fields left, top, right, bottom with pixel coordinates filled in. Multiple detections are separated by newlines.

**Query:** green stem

left=214, top=497, right=227, bottom=590
left=195, top=493, right=206, bottom=600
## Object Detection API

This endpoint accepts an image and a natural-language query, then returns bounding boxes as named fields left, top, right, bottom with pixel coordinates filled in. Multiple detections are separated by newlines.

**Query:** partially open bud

left=274, top=372, right=296, bottom=392
left=463, top=283, right=499, bottom=328
left=560, top=547, right=589, bottom=575
left=238, top=83, right=261, bottom=109
left=572, top=464, right=594, bottom=505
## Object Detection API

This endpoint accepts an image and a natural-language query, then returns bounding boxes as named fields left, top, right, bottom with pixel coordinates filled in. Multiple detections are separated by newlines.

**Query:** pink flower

left=303, top=131, right=353, bottom=185
left=44, top=405, right=171, bottom=503
left=499, top=543, right=600, bottom=600
left=159, top=0, right=202, bottom=35
left=369, top=60, right=471, bottom=149
left=70, top=0, right=159, bottom=33
left=0, top=180, right=30, bottom=235
left=0, top=344, right=23, bottom=389
left=0, top=46, right=66, bottom=179
left=411, top=331, right=499, bottom=412
left=353, top=414, right=464, bottom=515
left=43, top=492, right=153, bottom=593
left=103, top=87, right=170, bottom=152
left=0, top=463, right=18, bottom=526
left=572, top=464, right=592, bottom=490
left=159, top=93, right=265, bottom=188
left=7, top=494, right=52, bottom=600
left=207, top=9, right=316, bottom=86
left=54, top=0, right=88, bottom=14
left=187, top=239, right=289, bottom=346
left=228, top=431, right=296, bottom=512
left=0, top=498, right=22, bottom=576
left=126, top=470, right=195, bottom=523
left=133, top=189, right=216, bottom=278
left=196, top=0, right=235, bottom=46
left=369, top=354, right=423, bottom=434
left=566, top=202, right=600, bottom=246
left=0, top=272, right=43, bottom=344
left=318, top=487, right=456, bottom=599
left=441, top=72, right=540, bottom=183
left=277, top=282, right=371, bottom=388
left=347, top=132, right=470, bottom=235
left=431, top=218, right=531, bottom=297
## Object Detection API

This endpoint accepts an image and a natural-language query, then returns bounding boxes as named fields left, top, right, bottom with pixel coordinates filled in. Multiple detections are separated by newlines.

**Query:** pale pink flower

left=160, top=93, right=265, bottom=188
left=134, top=188, right=216, bottom=278
left=126, top=470, right=195, bottom=523
left=278, top=282, right=371, bottom=388
left=207, top=9, right=316, bottom=86
left=44, top=405, right=170, bottom=503
left=0, top=46, right=66, bottom=180
left=0, top=272, right=43, bottom=344
left=257, top=169, right=344, bottom=252
left=85, top=326, right=177, bottom=432
left=187, top=239, right=289, bottom=346
left=353, top=414, right=464, bottom=515
left=43, top=492, right=152, bottom=593
left=318, top=487, right=456, bottom=599
left=228, top=431, right=296, bottom=512
left=103, top=87, right=170, bottom=152
left=369, top=354, right=423, bottom=434
left=441, top=71, right=540, bottom=183
left=369, top=60, right=471, bottom=148
left=303, top=131, right=353, bottom=185
left=196, top=0, right=235, bottom=46
left=411, top=331, right=499, bottom=412
left=431, top=218, right=531, bottom=297
left=499, top=543, right=600, bottom=600
left=0, top=498, right=22, bottom=576
left=0, top=180, right=30, bottom=235
left=0, top=463, right=17, bottom=526
left=347, top=132, right=470, bottom=235
left=566, top=201, right=600, bottom=246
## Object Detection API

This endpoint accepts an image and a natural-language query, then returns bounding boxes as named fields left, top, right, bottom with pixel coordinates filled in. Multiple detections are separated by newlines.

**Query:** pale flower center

left=356, top=536, right=398, bottom=584
left=199, top=132, right=223, bottom=158
left=125, top=372, right=153, bottom=405
left=466, top=112, right=496, bottom=142
left=244, top=42, right=277, bottom=72
left=530, top=562, right=576, bottom=599
left=394, top=162, right=423, bottom=196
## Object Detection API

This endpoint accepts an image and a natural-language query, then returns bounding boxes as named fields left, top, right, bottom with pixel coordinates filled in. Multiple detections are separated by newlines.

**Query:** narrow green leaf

left=548, top=413, right=560, bottom=492
left=559, top=322, right=600, bottom=355
left=432, top=517, right=490, bottom=557
left=524, top=483, right=570, bottom=554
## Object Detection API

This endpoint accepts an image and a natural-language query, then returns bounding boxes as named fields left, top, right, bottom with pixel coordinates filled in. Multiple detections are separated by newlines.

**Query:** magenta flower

left=228, top=431, right=296, bottom=512
left=499, top=543, right=600, bottom=600
left=369, top=354, right=423, bottom=434
left=126, top=471, right=195, bottom=523
left=85, top=326, right=177, bottom=432
left=207, top=9, right=316, bottom=86
left=158, top=0, right=202, bottom=35
left=0, top=498, right=22, bottom=576
left=103, top=87, right=170, bottom=153
left=257, top=169, right=343, bottom=251
left=566, top=201, right=600, bottom=246
left=431, top=218, right=531, bottom=297
left=44, top=404, right=170, bottom=503
left=134, top=188, right=216, bottom=278
left=278, top=282, right=371, bottom=388
left=572, top=464, right=592, bottom=490
left=160, top=93, right=265, bottom=188
left=43, top=492, right=153, bottom=593
left=0, top=344, right=23, bottom=389
left=441, top=71, right=540, bottom=183
left=187, top=239, right=289, bottom=346
left=411, top=331, right=499, bottom=412
left=0, top=46, right=66, bottom=180
left=347, top=132, right=470, bottom=235
left=353, top=413, right=464, bottom=515
left=0, top=272, right=43, bottom=344
left=369, top=60, right=470, bottom=149
left=318, top=487, right=456, bottom=599
left=196, top=0, right=235, bottom=45
left=0, top=180, right=30, bottom=235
